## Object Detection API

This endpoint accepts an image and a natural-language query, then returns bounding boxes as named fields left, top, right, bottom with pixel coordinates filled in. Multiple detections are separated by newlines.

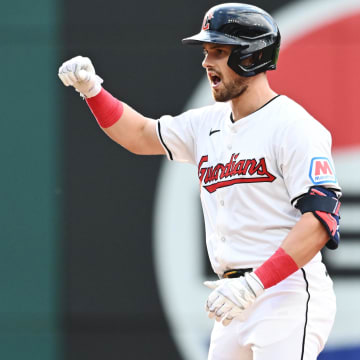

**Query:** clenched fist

left=58, top=56, right=103, bottom=98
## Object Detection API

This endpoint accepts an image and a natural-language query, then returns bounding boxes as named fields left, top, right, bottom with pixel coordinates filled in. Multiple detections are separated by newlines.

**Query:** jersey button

left=227, top=144, right=232, bottom=150
left=220, top=200, right=224, bottom=206
left=221, top=236, right=226, bottom=242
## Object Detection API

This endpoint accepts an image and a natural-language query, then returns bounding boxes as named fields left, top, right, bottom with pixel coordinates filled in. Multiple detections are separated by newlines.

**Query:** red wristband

left=86, top=88, right=124, bottom=128
left=254, top=247, right=299, bottom=289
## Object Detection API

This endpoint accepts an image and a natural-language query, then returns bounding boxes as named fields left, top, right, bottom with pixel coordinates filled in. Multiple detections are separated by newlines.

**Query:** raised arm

left=58, top=56, right=165, bottom=156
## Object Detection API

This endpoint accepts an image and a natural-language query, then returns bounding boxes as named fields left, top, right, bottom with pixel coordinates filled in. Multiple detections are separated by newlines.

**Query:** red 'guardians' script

left=198, top=153, right=276, bottom=193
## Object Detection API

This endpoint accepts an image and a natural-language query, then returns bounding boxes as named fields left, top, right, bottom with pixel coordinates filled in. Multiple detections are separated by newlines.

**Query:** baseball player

left=58, top=3, right=341, bottom=360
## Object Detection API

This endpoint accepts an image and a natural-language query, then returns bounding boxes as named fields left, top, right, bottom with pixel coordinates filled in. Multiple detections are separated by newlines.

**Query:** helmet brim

left=182, top=30, right=247, bottom=46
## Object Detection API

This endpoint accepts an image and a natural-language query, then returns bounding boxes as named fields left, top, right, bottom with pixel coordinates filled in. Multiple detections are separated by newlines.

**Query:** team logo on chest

left=198, top=153, right=276, bottom=193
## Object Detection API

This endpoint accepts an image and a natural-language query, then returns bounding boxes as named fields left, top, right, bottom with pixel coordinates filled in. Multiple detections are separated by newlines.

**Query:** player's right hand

left=58, top=56, right=103, bottom=98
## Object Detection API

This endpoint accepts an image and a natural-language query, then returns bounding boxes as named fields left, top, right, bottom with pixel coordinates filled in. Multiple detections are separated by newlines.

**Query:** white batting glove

left=58, top=56, right=103, bottom=98
left=204, top=272, right=264, bottom=326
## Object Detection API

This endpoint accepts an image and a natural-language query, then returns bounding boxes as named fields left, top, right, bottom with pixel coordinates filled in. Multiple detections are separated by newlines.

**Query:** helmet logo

left=202, top=11, right=214, bottom=31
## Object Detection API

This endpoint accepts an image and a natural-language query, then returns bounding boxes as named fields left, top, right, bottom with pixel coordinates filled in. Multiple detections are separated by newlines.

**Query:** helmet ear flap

left=227, top=48, right=259, bottom=77
left=227, top=42, right=279, bottom=77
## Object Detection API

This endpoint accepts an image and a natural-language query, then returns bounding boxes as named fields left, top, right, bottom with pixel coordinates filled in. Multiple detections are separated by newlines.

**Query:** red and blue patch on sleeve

left=296, top=186, right=341, bottom=249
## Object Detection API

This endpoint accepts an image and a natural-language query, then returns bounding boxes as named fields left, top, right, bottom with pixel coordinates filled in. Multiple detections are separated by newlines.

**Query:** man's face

left=202, top=43, right=249, bottom=102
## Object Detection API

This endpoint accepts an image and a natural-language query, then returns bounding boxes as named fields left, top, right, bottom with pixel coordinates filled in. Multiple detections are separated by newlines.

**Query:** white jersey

left=156, top=95, right=341, bottom=276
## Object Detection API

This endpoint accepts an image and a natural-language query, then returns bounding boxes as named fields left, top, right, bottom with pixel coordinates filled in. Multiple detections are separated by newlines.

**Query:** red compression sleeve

left=86, top=88, right=124, bottom=128
left=254, top=247, right=299, bottom=289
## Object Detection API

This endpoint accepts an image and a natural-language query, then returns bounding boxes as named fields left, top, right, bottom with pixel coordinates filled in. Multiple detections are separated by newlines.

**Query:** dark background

left=60, top=0, right=360, bottom=359
left=62, top=1, right=291, bottom=359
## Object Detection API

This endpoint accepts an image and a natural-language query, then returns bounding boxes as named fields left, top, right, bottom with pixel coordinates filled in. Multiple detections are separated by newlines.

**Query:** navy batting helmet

left=182, top=3, right=281, bottom=77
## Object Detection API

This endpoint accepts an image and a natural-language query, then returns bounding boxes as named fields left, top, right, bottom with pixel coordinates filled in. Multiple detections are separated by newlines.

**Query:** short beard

left=212, top=76, right=248, bottom=102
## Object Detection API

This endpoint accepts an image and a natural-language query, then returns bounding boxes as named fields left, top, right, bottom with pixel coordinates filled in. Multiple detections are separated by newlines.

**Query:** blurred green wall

left=0, top=1, right=61, bottom=359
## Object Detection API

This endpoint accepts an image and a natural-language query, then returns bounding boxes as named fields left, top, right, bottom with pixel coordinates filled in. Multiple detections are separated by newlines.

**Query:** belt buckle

left=223, top=268, right=253, bottom=279
left=223, top=270, right=240, bottom=279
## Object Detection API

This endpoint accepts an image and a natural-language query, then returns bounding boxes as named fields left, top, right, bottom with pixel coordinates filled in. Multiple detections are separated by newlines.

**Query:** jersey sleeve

left=278, top=117, right=341, bottom=206
left=156, top=108, right=202, bottom=164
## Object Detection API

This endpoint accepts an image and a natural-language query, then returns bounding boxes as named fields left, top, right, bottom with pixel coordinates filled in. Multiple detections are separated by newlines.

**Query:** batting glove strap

left=244, top=272, right=265, bottom=297
left=217, top=273, right=264, bottom=306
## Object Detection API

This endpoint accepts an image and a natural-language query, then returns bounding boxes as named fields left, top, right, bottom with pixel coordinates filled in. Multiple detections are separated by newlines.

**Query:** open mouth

left=209, top=73, right=222, bottom=88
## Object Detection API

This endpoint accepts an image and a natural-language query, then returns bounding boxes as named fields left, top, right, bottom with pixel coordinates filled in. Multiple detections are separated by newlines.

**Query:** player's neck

left=230, top=75, right=277, bottom=122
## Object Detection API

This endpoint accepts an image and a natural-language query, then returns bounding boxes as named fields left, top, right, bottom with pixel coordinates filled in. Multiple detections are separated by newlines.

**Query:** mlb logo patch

left=309, top=157, right=337, bottom=184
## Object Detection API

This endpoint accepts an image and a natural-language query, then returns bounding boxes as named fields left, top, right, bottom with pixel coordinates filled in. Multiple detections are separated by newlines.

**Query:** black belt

left=223, top=268, right=253, bottom=279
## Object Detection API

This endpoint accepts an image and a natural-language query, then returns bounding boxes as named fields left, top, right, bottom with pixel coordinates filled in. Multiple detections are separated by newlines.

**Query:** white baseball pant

left=208, top=261, right=336, bottom=360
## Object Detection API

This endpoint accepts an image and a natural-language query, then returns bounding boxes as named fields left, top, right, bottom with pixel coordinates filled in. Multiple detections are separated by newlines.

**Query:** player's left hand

left=204, top=272, right=264, bottom=326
